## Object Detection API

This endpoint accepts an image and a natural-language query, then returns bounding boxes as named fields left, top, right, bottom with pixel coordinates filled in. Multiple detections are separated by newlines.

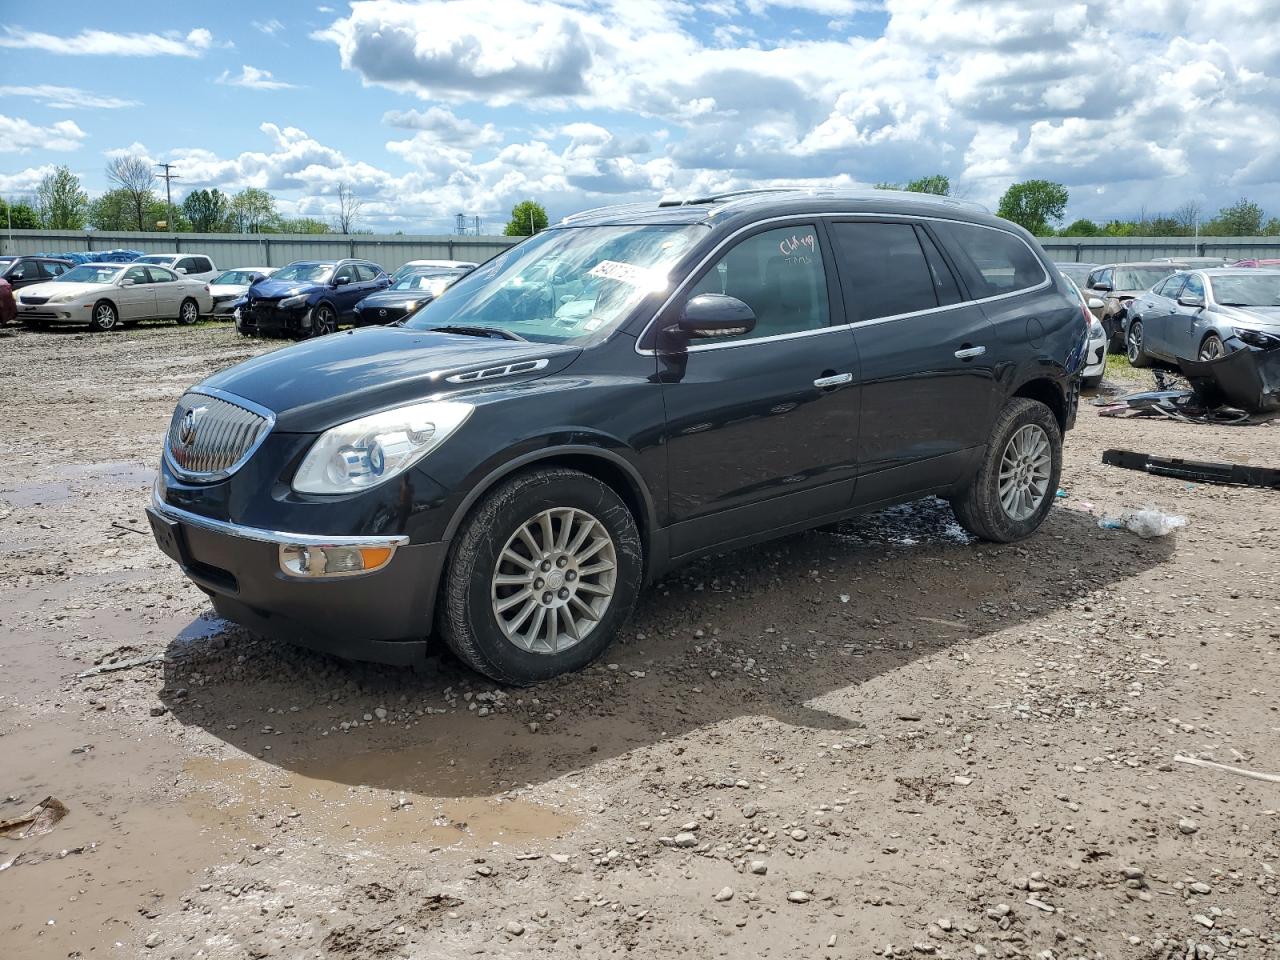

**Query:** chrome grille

left=165, top=390, right=274, bottom=481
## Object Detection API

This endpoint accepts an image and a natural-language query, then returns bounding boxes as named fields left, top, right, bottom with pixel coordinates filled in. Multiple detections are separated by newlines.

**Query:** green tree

left=88, top=189, right=137, bottom=230
left=0, top=197, right=42, bottom=229
left=1059, top=218, right=1101, bottom=237
left=996, top=179, right=1068, bottom=235
left=278, top=217, right=331, bottom=234
left=1204, top=197, right=1264, bottom=236
left=228, top=188, right=278, bottom=233
left=504, top=200, right=548, bottom=237
left=874, top=175, right=950, bottom=195
left=36, top=165, right=89, bottom=229
left=105, top=154, right=157, bottom=231
left=182, top=188, right=230, bottom=232
left=1263, top=217, right=1280, bottom=237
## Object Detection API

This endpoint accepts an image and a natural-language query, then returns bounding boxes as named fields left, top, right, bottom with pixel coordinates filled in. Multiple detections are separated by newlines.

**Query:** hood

left=198, top=325, right=581, bottom=432
left=357, top=288, right=434, bottom=309
left=1214, top=304, right=1280, bottom=327
left=17, top=281, right=105, bottom=300
left=248, top=277, right=322, bottom=300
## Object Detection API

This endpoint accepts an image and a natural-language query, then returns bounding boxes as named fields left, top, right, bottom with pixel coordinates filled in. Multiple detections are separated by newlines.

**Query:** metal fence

left=1038, top=236, right=1280, bottom=263
left=0, top=229, right=519, bottom=272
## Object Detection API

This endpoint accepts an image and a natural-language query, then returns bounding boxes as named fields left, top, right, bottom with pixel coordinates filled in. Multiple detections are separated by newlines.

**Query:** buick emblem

left=379, top=308, right=387, bottom=318
left=179, top=409, right=198, bottom=447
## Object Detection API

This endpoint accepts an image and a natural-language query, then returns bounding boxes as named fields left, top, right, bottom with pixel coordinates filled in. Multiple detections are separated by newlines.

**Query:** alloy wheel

left=1198, top=336, right=1225, bottom=362
left=1127, top=323, right=1143, bottom=364
left=179, top=300, right=198, bottom=324
left=94, top=304, right=116, bottom=330
left=997, top=423, right=1051, bottom=522
left=490, top=507, right=617, bottom=655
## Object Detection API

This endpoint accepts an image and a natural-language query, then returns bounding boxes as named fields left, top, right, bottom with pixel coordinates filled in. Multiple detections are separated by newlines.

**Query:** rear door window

left=828, top=222, right=945, bottom=321
left=355, top=264, right=379, bottom=282
left=192, top=257, right=213, bottom=274
left=683, top=225, right=830, bottom=342
left=932, top=221, right=1047, bottom=298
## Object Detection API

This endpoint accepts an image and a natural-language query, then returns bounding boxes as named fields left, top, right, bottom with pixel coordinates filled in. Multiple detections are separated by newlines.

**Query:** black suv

left=236, top=258, right=390, bottom=337
left=0, top=256, right=73, bottom=290
left=148, top=189, right=1087, bottom=684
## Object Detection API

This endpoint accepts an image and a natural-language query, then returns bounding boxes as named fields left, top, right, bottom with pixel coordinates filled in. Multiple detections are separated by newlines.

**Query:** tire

left=1198, top=333, right=1226, bottom=362
left=311, top=304, right=338, bottom=337
left=950, top=397, right=1063, bottom=544
left=1126, top=320, right=1150, bottom=367
left=176, top=297, right=200, bottom=326
left=439, top=467, right=643, bottom=685
left=88, top=300, right=119, bottom=333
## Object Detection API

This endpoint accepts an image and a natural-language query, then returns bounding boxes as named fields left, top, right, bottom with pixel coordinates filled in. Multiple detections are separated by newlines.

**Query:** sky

left=1, top=0, right=1278, bottom=234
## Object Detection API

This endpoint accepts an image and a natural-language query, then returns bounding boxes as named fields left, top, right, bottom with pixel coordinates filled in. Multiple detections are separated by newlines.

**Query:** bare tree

left=1173, top=199, right=1203, bottom=235
left=334, top=182, right=364, bottom=234
left=105, top=155, right=157, bottom=231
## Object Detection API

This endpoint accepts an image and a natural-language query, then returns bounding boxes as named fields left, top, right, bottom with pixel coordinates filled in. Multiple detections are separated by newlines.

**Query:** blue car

left=235, top=259, right=389, bottom=338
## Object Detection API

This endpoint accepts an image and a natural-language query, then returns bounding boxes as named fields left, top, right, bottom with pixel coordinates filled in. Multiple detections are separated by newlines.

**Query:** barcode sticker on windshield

left=588, top=260, right=661, bottom=287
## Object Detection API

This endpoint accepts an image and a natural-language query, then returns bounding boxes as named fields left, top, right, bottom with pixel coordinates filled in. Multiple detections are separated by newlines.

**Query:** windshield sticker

left=588, top=259, right=665, bottom=288
left=778, top=232, right=818, bottom=265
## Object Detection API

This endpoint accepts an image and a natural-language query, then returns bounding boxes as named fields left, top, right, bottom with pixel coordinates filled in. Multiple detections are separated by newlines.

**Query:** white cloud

left=251, top=19, right=285, bottom=35
left=0, top=85, right=139, bottom=109
left=382, top=106, right=503, bottom=145
left=0, top=27, right=214, bottom=57
left=0, top=164, right=57, bottom=195
left=217, top=65, right=299, bottom=90
left=0, top=115, right=88, bottom=153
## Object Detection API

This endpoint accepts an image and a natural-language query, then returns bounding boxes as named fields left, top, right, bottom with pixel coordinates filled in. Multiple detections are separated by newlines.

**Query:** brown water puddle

left=184, top=750, right=577, bottom=852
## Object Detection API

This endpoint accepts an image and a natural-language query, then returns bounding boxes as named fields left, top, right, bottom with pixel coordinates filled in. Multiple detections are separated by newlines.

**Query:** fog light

left=279, top=543, right=396, bottom=578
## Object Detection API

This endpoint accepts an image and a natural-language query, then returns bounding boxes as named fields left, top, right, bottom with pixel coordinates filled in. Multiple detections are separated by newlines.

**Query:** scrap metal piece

left=1178, top=346, right=1280, bottom=414
left=1102, top=449, right=1280, bottom=489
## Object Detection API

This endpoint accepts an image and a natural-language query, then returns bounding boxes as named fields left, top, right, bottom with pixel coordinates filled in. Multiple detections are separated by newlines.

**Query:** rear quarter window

left=933, top=222, right=1047, bottom=299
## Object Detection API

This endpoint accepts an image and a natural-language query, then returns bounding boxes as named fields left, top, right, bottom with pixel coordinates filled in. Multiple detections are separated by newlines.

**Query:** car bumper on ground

left=146, top=492, right=446, bottom=665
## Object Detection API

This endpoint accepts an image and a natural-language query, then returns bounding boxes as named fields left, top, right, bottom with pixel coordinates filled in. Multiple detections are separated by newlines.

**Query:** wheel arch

left=1010, top=376, right=1068, bottom=432
left=440, top=445, right=658, bottom=562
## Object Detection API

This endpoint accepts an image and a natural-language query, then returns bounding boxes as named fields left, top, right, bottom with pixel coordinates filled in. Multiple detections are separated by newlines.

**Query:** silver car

left=208, top=267, right=276, bottom=316
left=16, top=262, right=213, bottom=332
left=1124, top=269, right=1280, bottom=366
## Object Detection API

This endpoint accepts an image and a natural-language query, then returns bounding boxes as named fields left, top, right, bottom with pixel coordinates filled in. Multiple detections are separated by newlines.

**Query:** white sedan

left=208, top=267, right=276, bottom=315
left=16, top=262, right=213, bottom=332
left=1064, top=276, right=1106, bottom=388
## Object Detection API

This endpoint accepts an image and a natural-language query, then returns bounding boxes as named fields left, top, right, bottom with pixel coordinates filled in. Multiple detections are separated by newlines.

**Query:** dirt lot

left=1, top=322, right=1277, bottom=960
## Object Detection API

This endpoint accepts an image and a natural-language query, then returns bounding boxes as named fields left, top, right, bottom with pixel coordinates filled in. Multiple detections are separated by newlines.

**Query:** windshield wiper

left=429, top=324, right=527, bottom=342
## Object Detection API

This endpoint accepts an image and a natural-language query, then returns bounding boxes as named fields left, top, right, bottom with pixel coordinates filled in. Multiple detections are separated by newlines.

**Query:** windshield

left=134, top=255, right=171, bottom=264
left=1210, top=274, right=1280, bottom=307
left=1115, top=267, right=1174, bottom=290
left=271, top=262, right=333, bottom=283
left=58, top=265, right=121, bottom=284
left=392, top=271, right=458, bottom=293
left=213, top=270, right=260, bottom=285
left=405, top=225, right=704, bottom=343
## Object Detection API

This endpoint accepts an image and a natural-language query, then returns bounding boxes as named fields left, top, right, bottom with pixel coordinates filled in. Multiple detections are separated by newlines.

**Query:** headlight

left=49, top=292, right=77, bottom=304
left=1089, top=318, right=1104, bottom=338
left=292, top=401, right=473, bottom=494
left=1233, top=327, right=1280, bottom=349
left=279, top=294, right=309, bottom=309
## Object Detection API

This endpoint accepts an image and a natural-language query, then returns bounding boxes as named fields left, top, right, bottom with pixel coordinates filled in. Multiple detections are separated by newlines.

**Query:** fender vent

left=446, top=358, right=550, bottom=384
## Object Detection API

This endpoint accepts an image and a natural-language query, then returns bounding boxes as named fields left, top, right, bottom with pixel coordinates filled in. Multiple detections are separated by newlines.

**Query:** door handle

left=813, top=372, right=853, bottom=388
left=954, top=345, right=986, bottom=360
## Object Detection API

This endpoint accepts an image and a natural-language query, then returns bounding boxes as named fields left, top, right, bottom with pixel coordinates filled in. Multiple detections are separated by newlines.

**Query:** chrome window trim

left=151, top=486, right=409, bottom=549
left=633, top=212, right=1052, bottom=355
left=163, top=386, right=277, bottom=483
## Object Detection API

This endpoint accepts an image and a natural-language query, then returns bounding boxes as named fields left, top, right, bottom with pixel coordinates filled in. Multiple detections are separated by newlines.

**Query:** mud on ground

left=1, top=322, right=1277, bottom=960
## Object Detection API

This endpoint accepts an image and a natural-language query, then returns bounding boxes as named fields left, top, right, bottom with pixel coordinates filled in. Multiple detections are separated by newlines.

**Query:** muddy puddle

left=184, top=751, right=577, bottom=853
left=0, top=460, right=154, bottom=510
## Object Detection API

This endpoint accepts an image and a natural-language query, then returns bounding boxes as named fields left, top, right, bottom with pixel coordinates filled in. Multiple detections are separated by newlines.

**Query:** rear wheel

left=1198, top=333, right=1225, bottom=362
left=88, top=301, right=118, bottom=333
left=950, top=397, right=1062, bottom=543
left=439, top=467, right=642, bottom=685
left=1126, top=320, right=1150, bottom=367
left=176, top=298, right=199, bottom=326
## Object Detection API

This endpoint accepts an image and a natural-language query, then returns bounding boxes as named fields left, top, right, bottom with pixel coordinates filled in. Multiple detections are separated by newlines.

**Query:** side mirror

left=1087, top=297, right=1104, bottom=310
left=334, top=276, right=350, bottom=286
left=677, top=293, right=756, bottom=339
left=1092, top=282, right=1112, bottom=292
left=1178, top=294, right=1205, bottom=308
left=120, top=278, right=135, bottom=287
left=176, top=267, right=187, bottom=275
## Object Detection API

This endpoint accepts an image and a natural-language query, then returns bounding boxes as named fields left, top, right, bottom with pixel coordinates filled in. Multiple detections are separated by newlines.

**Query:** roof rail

left=656, top=187, right=803, bottom=207
left=708, top=187, right=987, bottom=216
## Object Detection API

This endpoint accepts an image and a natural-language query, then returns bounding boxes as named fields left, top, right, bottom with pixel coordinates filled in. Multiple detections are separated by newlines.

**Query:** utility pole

left=156, top=162, right=180, bottom=230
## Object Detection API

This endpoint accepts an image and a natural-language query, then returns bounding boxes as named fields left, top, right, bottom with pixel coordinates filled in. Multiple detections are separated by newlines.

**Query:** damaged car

left=235, top=259, right=389, bottom=338
left=1083, top=262, right=1180, bottom=350
left=148, top=189, right=1086, bottom=684
left=1124, top=268, right=1280, bottom=366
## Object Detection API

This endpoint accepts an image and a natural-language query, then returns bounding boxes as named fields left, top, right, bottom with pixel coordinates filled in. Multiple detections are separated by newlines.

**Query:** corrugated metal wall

left=1038, top=236, right=1280, bottom=262
left=0, top=230, right=519, bottom=271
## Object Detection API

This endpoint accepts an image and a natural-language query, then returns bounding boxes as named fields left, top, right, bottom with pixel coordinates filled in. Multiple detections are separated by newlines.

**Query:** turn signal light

left=279, top=543, right=397, bottom=578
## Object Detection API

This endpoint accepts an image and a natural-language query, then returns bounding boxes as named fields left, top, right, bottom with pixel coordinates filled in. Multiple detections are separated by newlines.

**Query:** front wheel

left=1126, top=320, right=1150, bottom=367
left=176, top=298, right=200, bottom=325
left=89, top=300, right=118, bottom=332
left=1198, top=334, right=1225, bottom=362
left=439, top=468, right=643, bottom=685
left=310, top=304, right=337, bottom=337
left=950, top=397, right=1062, bottom=543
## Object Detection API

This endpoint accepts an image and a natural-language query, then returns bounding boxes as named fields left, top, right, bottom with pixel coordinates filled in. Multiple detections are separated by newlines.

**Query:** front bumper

left=237, top=302, right=312, bottom=338
left=19, top=304, right=81, bottom=323
left=147, top=492, right=446, bottom=665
